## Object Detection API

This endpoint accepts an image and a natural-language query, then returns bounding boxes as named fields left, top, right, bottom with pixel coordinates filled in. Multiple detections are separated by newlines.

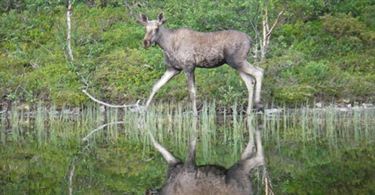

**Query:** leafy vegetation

left=1, top=0, right=374, bottom=107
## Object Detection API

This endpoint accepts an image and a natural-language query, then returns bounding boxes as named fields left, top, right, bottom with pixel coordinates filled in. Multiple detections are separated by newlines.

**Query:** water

left=0, top=103, right=374, bottom=194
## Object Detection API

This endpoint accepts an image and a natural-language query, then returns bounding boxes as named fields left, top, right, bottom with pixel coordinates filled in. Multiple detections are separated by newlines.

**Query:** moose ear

left=157, top=12, right=167, bottom=25
left=136, top=13, right=148, bottom=26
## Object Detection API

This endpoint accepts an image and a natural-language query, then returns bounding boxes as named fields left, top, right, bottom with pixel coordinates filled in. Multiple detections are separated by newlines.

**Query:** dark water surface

left=1, top=105, right=374, bottom=194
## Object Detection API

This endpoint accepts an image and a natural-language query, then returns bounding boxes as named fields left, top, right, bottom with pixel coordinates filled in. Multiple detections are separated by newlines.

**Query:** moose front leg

left=144, top=68, right=180, bottom=110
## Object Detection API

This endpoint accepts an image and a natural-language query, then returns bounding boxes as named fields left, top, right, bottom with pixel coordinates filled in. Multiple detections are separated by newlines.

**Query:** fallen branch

left=82, top=89, right=142, bottom=111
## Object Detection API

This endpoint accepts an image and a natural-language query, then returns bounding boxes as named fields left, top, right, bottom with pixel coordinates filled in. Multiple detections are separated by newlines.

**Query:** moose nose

left=143, top=40, right=151, bottom=48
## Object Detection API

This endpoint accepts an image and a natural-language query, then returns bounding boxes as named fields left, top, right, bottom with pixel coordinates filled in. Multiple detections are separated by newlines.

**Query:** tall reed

left=2, top=101, right=374, bottom=163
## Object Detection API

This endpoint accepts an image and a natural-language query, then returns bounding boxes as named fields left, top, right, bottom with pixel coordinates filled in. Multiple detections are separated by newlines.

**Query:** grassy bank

left=1, top=1, right=375, bottom=108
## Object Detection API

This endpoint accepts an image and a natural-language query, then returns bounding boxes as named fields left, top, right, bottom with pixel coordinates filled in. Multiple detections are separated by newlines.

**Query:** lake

left=1, top=102, right=374, bottom=194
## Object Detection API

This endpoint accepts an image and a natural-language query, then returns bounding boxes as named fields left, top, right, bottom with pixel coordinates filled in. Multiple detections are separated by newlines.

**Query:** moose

left=144, top=118, right=265, bottom=194
left=136, top=12, right=264, bottom=115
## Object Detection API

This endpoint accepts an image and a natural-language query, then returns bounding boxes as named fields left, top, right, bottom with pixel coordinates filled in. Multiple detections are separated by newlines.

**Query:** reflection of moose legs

left=144, top=116, right=265, bottom=194
left=240, top=117, right=264, bottom=171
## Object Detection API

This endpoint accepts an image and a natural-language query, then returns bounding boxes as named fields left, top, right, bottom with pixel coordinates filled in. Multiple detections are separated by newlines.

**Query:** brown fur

left=136, top=12, right=264, bottom=115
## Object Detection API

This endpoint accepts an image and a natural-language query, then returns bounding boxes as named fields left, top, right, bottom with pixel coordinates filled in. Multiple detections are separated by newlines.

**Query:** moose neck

left=155, top=26, right=175, bottom=52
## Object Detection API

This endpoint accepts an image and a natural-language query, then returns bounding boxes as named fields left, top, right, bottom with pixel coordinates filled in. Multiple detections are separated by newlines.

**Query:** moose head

left=136, top=12, right=167, bottom=48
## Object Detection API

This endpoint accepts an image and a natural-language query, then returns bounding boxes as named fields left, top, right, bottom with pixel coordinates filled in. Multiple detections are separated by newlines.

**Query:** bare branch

left=263, top=0, right=269, bottom=33
left=266, top=9, right=284, bottom=38
left=67, top=1, right=74, bottom=61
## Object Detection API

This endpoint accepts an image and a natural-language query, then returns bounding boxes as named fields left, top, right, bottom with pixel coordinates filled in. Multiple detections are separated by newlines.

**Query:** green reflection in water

left=0, top=103, right=374, bottom=194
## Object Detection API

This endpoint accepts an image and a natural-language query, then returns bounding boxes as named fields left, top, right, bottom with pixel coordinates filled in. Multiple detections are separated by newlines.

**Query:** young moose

left=136, top=13, right=264, bottom=115
left=144, top=120, right=265, bottom=194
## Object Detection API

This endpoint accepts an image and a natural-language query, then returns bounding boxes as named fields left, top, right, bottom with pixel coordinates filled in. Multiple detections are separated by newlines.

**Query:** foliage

left=89, top=48, right=159, bottom=103
left=0, top=0, right=374, bottom=107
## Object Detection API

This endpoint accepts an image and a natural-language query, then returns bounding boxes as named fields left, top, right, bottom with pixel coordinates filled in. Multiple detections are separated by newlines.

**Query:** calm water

left=0, top=104, right=374, bottom=194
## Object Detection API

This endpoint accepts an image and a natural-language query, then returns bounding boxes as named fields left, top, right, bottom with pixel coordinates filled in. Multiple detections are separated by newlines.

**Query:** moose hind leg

left=239, top=61, right=264, bottom=110
left=238, top=71, right=255, bottom=115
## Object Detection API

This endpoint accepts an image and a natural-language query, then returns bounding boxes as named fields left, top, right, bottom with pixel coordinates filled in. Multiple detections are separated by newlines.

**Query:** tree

left=248, top=0, right=284, bottom=62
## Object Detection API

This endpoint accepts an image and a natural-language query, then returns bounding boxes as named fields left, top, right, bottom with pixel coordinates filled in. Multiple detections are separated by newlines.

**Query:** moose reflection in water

left=144, top=117, right=265, bottom=195
left=136, top=12, right=264, bottom=115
